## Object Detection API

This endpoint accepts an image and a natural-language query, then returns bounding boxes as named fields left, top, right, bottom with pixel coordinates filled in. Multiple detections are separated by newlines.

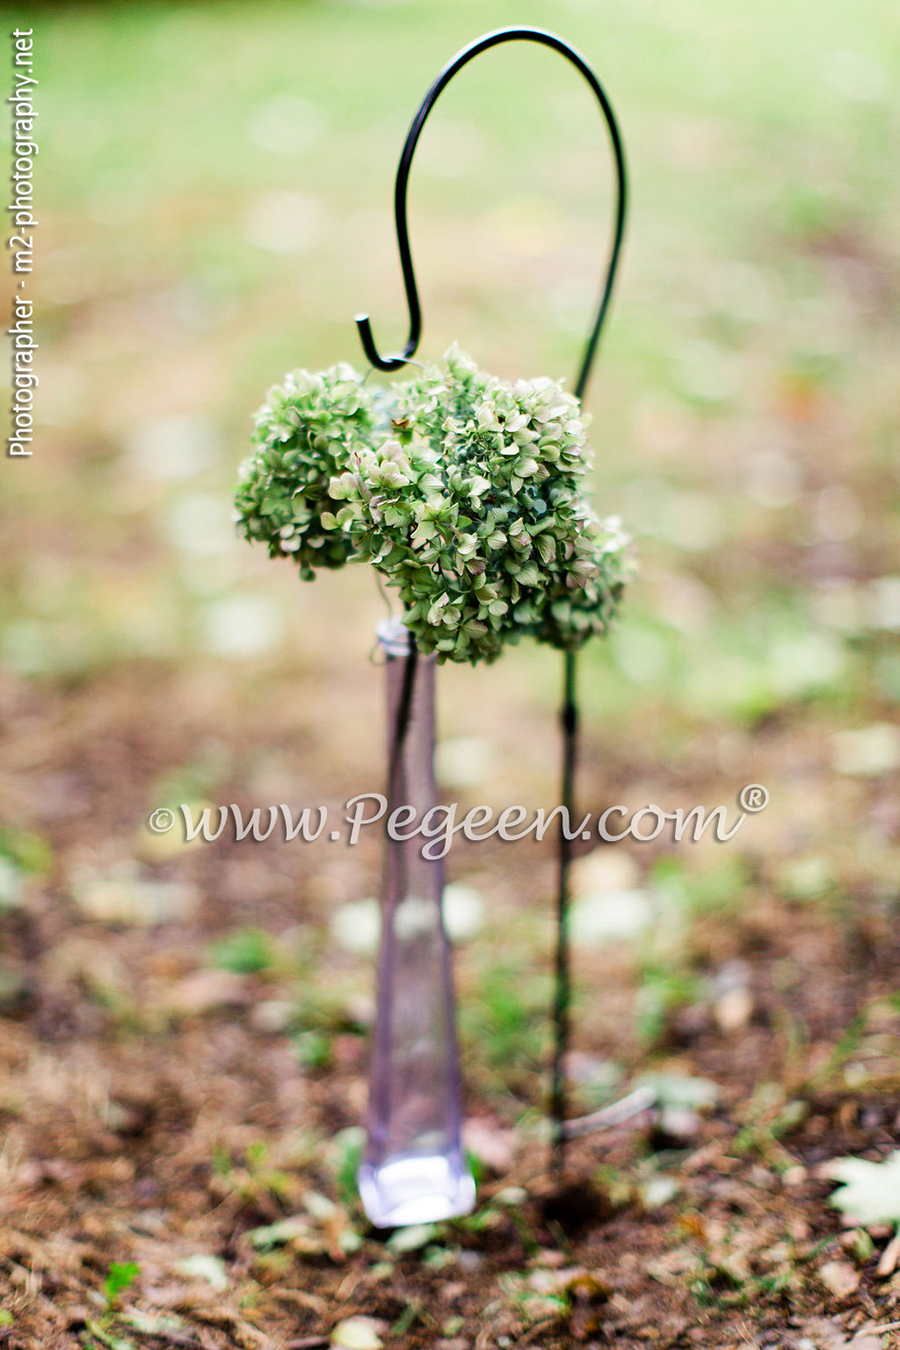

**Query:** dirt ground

left=1, top=659, right=899, bottom=1350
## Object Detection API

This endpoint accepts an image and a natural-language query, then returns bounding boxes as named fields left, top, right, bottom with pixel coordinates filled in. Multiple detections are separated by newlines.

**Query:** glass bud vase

left=357, top=618, right=476, bottom=1228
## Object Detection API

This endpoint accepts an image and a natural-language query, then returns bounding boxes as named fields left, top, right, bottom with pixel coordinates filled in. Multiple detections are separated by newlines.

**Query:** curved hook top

left=354, top=25, right=627, bottom=401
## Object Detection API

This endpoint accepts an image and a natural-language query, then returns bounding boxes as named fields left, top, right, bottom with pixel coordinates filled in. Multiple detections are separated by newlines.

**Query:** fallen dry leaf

left=877, top=1229, right=900, bottom=1278
left=819, top=1259, right=861, bottom=1300
left=164, top=970, right=250, bottom=1016
left=330, top=1317, right=384, bottom=1350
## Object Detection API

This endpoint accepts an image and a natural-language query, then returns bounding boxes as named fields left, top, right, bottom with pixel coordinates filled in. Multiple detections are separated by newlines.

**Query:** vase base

left=358, top=1154, right=476, bottom=1228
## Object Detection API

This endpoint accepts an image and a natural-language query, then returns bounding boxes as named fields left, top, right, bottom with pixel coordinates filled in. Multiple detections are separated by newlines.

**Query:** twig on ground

left=562, top=1086, right=657, bottom=1140
left=876, top=1230, right=900, bottom=1278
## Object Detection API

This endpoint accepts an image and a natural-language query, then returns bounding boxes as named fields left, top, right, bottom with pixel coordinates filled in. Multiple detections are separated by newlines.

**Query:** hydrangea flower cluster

left=234, top=363, right=377, bottom=579
left=235, top=346, right=632, bottom=663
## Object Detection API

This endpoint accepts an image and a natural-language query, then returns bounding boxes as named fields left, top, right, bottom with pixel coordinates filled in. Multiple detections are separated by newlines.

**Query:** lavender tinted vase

left=357, top=620, right=475, bottom=1228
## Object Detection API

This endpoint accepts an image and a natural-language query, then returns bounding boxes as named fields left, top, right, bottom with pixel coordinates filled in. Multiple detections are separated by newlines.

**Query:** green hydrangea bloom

left=235, top=347, right=633, bottom=663
left=235, top=364, right=377, bottom=580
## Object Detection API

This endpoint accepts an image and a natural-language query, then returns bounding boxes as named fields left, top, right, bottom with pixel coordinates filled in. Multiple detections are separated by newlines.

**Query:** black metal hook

left=354, top=25, right=628, bottom=402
